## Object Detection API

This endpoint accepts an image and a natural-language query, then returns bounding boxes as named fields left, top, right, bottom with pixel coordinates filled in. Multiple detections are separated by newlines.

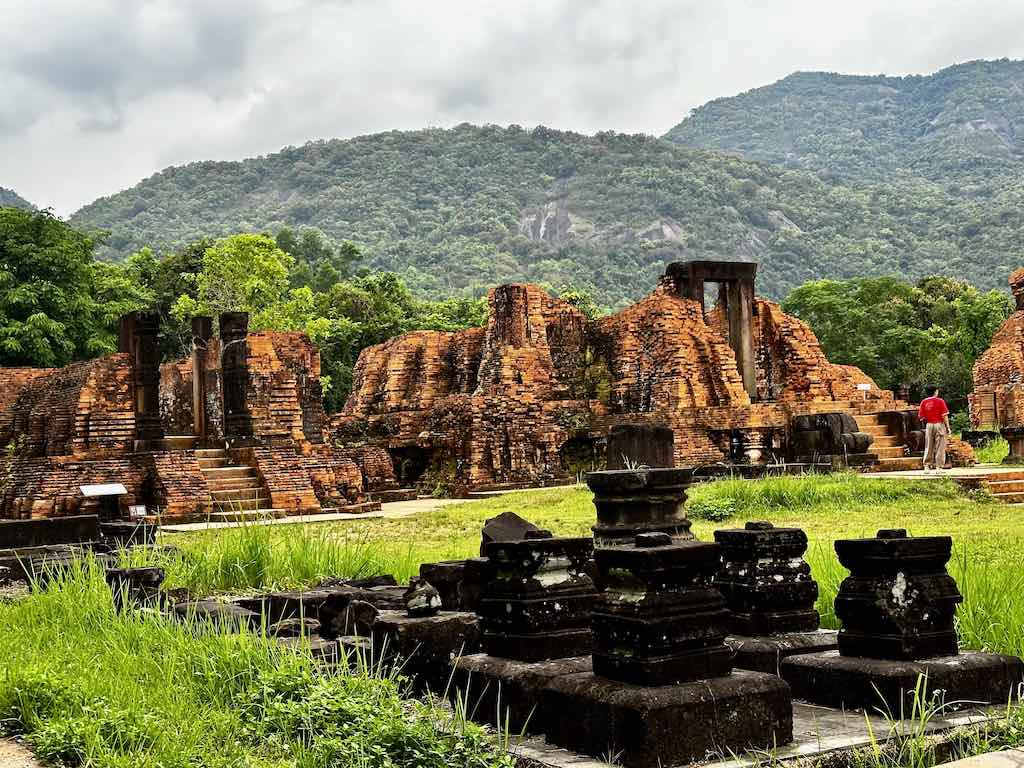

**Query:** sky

left=3, top=0, right=1024, bottom=216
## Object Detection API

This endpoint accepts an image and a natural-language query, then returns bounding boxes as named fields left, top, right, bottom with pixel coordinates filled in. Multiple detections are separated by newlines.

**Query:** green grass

left=0, top=561, right=511, bottom=768
left=974, top=436, right=1011, bottom=465
left=156, top=473, right=1024, bottom=658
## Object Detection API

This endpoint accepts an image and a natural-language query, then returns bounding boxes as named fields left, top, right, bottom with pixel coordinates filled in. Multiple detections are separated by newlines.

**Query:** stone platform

left=726, top=630, right=839, bottom=674
left=452, top=654, right=592, bottom=734
left=541, top=669, right=792, bottom=768
left=781, top=650, right=1024, bottom=713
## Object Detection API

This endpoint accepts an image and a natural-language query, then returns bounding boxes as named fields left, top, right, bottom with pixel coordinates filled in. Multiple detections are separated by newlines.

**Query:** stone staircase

left=982, top=471, right=1024, bottom=504
left=855, top=414, right=923, bottom=472
left=196, top=449, right=277, bottom=520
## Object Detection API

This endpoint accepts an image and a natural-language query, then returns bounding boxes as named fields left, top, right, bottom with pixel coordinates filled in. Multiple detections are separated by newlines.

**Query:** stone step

left=201, top=466, right=257, bottom=480
left=213, top=498, right=270, bottom=512
left=210, top=487, right=266, bottom=501
left=370, top=488, right=419, bottom=503
left=992, top=491, right=1024, bottom=504
left=204, top=478, right=263, bottom=491
left=985, top=480, right=1024, bottom=494
left=856, top=415, right=881, bottom=427
left=197, top=457, right=229, bottom=469
left=873, top=446, right=907, bottom=459
left=165, top=435, right=198, bottom=450
left=208, top=509, right=288, bottom=523
left=983, top=471, right=1024, bottom=482
left=194, top=448, right=228, bottom=459
left=875, top=457, right=925, bottom=472
left=860, top=425, right=890, bottom=437
left=871, top=436, right=899, bottom=448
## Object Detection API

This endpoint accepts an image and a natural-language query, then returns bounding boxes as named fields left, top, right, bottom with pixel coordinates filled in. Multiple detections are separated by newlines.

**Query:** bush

left=687, top=496, right=737, bottom=522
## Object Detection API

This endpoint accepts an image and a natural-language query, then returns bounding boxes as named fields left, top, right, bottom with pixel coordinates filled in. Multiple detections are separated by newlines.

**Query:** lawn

left=157, top=472, right=1024, bottom=657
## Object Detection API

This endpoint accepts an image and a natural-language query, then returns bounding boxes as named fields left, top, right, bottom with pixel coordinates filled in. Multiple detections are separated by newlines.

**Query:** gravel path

left=0, top=740, right=40, bottom=768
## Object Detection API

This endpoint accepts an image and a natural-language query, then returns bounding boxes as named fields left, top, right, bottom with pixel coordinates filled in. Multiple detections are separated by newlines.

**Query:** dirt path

left=0, top=740, right=40, bottom=768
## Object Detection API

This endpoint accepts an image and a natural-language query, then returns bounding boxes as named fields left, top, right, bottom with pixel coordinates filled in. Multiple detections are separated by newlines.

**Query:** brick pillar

left=219, top=312, right=253, bottom=444
left=191, top=317, right=213, bottom=443
left=121, top=311, right=163, bottom=446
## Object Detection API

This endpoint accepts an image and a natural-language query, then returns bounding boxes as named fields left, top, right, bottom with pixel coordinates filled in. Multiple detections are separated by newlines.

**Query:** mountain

left=70, top=123, right=1024, bottom=306
left=664, top=59, right=1024, bottom=188
left=0, top=187, right=35, bottom=211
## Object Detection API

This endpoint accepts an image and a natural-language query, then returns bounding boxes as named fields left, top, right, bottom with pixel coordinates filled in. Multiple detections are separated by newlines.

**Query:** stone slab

left=170, top=600, right=260, bottom=631
left=781, top=650, right=1024, bottom=713
left=372, top=610, right=480, bottom=693
left=0, top=516, right=100, bottom=549
left=726, top=630, right=839, bottom=674
left=452, top=653, right=592, bottom=735
left=276, top=635, right=341, bottom=664
left=939, top=748, right=1024, bottom=768
left=541, top=669, right=792, bottom=768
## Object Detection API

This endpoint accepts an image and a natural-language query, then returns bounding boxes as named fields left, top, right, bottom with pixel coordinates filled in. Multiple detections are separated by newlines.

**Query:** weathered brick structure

left=970, top=268, right=1024, bottom=430
left=1, top=313, right=379, bottom=522
left=336, top=260, right=904, bottom=493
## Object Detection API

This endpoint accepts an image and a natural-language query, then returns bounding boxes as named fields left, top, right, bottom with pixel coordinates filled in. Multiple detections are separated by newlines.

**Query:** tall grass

left=687, top=472, right=957, bottom=520
left=0, top=559, right=511, bottom=768
left=974, top=437, right=1011, bottom=465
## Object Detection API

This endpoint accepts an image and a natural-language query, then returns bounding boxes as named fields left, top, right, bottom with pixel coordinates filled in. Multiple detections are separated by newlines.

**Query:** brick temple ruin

left=970, top=267, right=1024, bottom=461
left=337, top=259, right=960, bottom=492
left=0, top=312, right=403, bottom=523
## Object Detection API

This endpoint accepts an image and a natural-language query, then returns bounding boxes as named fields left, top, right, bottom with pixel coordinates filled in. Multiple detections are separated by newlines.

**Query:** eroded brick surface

left=970, top=269, right=1024, bottom=428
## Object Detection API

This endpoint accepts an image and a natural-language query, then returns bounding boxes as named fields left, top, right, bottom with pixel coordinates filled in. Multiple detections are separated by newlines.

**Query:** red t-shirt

left=918, top=396, right=949, bottom=424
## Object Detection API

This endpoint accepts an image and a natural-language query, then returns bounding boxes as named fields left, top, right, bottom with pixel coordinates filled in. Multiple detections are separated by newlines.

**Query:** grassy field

left=0, top=562, right=512, bottom=768
left=154, top=473, right=1024, bottom=657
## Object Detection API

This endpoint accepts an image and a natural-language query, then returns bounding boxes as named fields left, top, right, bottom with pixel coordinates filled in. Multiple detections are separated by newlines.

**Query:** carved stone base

left=726, top=630, right=839, bottom=674
left=542, top=669, right=793, bottom=768
left=781, top=650, right=1024, bottom=713
left=451, top=654, right=592, bottom=735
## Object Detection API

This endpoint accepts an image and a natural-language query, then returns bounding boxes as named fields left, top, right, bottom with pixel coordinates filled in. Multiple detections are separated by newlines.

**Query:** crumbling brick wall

left=244, top=445, right=363, bottom=512
left=149, top=451, right=213, bottom=519
left=970, top=269, right=1024, bottom=427
left=0, top=455, right=147, bottom=519
left=0, top=355, right=135, bottom=458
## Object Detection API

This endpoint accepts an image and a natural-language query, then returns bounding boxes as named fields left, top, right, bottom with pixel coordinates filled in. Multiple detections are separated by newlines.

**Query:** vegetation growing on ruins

left=68, top=121, right=1024, bottom=305
left=783, top=275, right=1012, bottom=403
left=0, top=562, right=512, bottom=768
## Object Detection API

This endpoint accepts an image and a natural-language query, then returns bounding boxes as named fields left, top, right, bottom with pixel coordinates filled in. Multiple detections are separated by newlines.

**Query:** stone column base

left=726, top=629, right=839, bottom=674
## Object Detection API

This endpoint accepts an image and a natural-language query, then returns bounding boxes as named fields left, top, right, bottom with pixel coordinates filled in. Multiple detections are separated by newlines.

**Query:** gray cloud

left=2, top=0, right=1024, bottom=215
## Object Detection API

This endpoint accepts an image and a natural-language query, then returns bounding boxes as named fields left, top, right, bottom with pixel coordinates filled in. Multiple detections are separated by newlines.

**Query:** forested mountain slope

left=0, top=188, right=35, bottom=211
left=664, top=59, right=1024, bottom=188
left=70, top=124, right=1024, bottom=305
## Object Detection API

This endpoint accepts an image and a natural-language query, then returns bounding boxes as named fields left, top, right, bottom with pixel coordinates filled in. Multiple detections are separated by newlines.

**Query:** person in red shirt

left=918, top=386, right=950, bottom=473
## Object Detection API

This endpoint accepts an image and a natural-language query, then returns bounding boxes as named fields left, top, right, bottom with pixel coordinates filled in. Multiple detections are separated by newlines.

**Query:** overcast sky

left=3, top=0, right=1024, bottom=216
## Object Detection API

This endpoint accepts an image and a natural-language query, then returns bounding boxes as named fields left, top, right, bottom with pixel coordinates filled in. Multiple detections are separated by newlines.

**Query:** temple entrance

left=558, top=435, right=603, bottom=477
left=389, top=446, right=434, bottom=486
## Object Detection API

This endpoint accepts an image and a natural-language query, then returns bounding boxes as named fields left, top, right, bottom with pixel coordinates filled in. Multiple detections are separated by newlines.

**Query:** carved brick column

left=120, top=311, right=163, bottom=446
left=219, top=312, right=253, bottom=444
left=191, top=317, right=213, bottom=444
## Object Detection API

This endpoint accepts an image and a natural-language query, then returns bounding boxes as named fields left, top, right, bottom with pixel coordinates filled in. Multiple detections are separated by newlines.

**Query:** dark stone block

left=834, top=530, right=961, bottom=660
left=318, top=596, right=380, bottom=638
left=235, top=589, right=330, bottom=624
left=480, top=512, right=546, bottom=556
left=586, top=467, right=695, bottom=547
left=171, top=600, right=260, bottom=631
left=452, top=653, right=592, bottom=735
left=99, top=521, right=156, bottom=548
left=0, top=516, right=100, bottom=549
left=459, top=557, right=491, bottom=613
left=0, top=566, right=9, bottom=586
left=781, top=650, right=1024, bottom=713
left=592, top=538, right=731, bottom=685
left=542, top=670, right=793, bottom=768
left=714, top=522, right=820, bottom=635
left=605, top=423, right=674, bottom=469
left=403, top=577, right=442, bottom=617
left=105, top=566, right=165, bottom=610
left=726, top=630, right=839, bottom=674
left=479, top=537, right=596, bottom=662
left=419, top=560, right=468, bottom=610
left=372, top=610, right=481, bottom=692
left=269, top=617, right=321, bottom=637
left=842, top=431, right=874, bottom=454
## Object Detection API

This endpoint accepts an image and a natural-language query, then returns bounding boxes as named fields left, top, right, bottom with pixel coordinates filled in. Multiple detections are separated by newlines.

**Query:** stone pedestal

left=452, top=654, right=592, bottom=734
left=726, top=631, right=839, bottom=674
left=715, top=521, right=820, bottom=636
left=543, top=669, right=792, bottom=768
left=780, top=529, right=1024, bottom=712
left=372, top=610, right=480, bottom=693
left=1002, top=426, right=1024, bottom=464
left=478, top=536, right=595, bottom=662
left=586, top=468, right=695, bottom=548
left=542, top=533, right=792, bottom=767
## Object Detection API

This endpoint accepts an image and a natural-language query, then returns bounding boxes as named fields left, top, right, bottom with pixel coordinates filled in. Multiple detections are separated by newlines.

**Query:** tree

left=0, top=208, right=151, bottom=367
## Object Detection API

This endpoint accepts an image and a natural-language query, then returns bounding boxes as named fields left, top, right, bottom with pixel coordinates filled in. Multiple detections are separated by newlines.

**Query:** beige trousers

left=924, top=422, right=948, bottom=469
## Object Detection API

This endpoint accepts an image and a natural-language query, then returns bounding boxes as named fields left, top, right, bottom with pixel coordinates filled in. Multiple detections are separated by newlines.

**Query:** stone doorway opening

left=389, top=446, right=434, bottom=486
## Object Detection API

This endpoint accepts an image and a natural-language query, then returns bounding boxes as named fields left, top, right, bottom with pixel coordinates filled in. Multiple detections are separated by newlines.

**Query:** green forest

left=69, top=121, right=1024, bottom=306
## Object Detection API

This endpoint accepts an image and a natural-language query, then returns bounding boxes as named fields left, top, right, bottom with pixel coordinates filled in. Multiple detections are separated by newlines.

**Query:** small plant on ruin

left=0, top=435, right=26, bottom=502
